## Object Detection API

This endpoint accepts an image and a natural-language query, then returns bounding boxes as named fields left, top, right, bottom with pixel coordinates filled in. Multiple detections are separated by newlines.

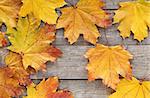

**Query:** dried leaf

left=57, top=0, right=111, bottom=44
left=0, top=32, right=8, bottom=47
left=24, top=77, right=74, bottom=98
left=19, top=0, right=66, bottom=24
left=0, top=52, right=31, bottom=97
left=114, top=0, right=150, bottom=41
left=0, top=67, right=25, bottom=97
left=0, top=0, right=22, bottom=27
left=109, top=77, right=150, bottom=98
left=85, top=44, right=133, bottom=89
left=7, top=16, right=62, bottom=71
left=5, top=52, right=31, bottom=85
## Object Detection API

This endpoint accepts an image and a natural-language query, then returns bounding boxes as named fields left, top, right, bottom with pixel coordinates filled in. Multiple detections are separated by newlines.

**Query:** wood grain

left=60, top=80, right=113, bottom=98
left=54, top=24, right=150, bottom=46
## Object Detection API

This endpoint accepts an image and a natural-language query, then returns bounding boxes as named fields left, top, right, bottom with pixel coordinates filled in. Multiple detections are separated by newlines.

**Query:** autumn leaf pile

left=0, top=0, right=149, bottom=98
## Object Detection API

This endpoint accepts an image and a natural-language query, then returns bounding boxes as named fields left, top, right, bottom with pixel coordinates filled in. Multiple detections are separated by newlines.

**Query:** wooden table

left=31, top=0, right=150, bottom=98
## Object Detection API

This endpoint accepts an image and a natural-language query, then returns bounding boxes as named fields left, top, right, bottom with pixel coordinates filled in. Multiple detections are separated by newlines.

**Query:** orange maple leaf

left=57, top=0, right=111, bottom=44
left=0, top=67, right=29, bottom=97
left=85, top=44, right=133, bottom=89
left=0, top=52, right=31, bottom=98
left=24, top=77, right=74, bottom=98
left=5, top=52, right=32, bottom=85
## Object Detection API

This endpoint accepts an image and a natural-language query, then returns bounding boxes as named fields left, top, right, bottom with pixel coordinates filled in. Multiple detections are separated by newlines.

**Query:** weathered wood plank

left=65, top=0, right=130, bottom=9
left=54, top=24, right=150, bottom=46
left=32, top=80, right=113, bottom=98
left=31, top=45, right=150, bottom=80
left=60, top=80, right=113, bottom=98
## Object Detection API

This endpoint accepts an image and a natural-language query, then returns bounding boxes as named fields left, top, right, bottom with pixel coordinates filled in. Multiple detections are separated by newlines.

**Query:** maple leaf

left=24, top=77, right=74, bottom=98
left=114, top=0, right=150, bottom=41
left=0, top=0, right=22, bottom=27
left=19, top=0, right=66, bottom=24
left=109, top=77, right=150, bottom=98
left=57, top=0, right=111, bottom=44
left=5, top=52, right=31, bottom=85
left=0, top=87, right=11, bottom=98
left=7, top=16, right=62, bottom=71
left=85, top=44, right=133, bottom=89
left=0, top=52, right=31, bottom=98
left=0, top=32, right=8, bottom=47
left=0, top=67, right=25, bottom=98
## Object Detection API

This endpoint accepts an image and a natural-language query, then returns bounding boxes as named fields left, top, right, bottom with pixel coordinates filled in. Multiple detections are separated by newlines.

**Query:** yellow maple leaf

left=0, top=0, right=22, bottom=27
left=19, top=0, right=66, bottom=24
left=24, top=77, right=74, bottom=98
left=7, top=16, right=62, bottom=71
left=57, top=0, right=111, bottom=44
left=114, top=0, right=150, bottom=41
left=109, top=77, right=150, bottom=98
left=85, top=44, right=133, bottom=89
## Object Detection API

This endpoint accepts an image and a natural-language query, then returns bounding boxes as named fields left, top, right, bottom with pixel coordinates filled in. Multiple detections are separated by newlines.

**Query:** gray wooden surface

left=32, top=0, right=150, bottom=98
left=31, top=45, right=150, bottom=80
